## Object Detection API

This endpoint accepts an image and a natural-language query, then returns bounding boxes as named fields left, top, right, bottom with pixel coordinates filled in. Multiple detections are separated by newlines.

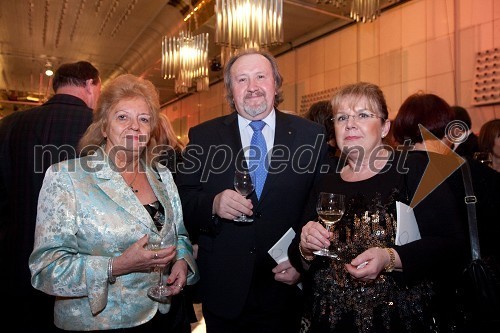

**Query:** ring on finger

left=154, top=253, right=159, bottom=260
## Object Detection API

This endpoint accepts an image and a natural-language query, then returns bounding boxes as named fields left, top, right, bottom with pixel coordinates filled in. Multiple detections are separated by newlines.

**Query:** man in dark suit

left=0, top=61, right=100, bottom=332
left=452, top=105, right=479, bottom=159
left=176, top=49, right=327, bottom=333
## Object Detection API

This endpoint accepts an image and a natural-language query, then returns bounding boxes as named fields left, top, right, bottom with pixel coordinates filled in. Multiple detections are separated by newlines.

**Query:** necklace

left=124, top=170, right=139, bottom=193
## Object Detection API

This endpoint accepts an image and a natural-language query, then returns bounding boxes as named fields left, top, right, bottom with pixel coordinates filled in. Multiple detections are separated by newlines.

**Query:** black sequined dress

left=302, top=152, right=465, bottom=333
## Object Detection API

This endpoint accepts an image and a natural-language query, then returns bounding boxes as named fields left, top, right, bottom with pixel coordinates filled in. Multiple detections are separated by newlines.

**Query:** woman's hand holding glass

left=313, top=192, right=345, bottom=258
left=300, top=221, right=333, bottom=259
left=108, top=234, right=176, bottom=280
left=147, top=223, right=177, bottom=302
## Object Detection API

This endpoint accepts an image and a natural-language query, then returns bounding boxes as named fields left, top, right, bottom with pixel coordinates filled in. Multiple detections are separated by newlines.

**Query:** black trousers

left=202, top=284, right=302, bottom=333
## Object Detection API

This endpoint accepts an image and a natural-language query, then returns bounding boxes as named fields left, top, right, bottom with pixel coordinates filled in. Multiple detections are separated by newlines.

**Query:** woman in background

left=393, top=92, right=499, bottom=332
left=478, top=118, right=500, bottom=172
left=155, top=113, right=185, bottom=179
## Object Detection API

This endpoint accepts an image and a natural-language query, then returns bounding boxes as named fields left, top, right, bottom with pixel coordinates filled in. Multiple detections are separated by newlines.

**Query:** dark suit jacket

left=176, top=110, right=328, bottom=321
left=454, top=132, right=479, bottom=159
left=0, top=94, right=92, bottom=332
left=0, top=111, right=23, bottom=231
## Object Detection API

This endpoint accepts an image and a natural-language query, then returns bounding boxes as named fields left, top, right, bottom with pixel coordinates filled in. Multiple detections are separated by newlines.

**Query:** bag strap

left=460, top=160, right=481, bottom=260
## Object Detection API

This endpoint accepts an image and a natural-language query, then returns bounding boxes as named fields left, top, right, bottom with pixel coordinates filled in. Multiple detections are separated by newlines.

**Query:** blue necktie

left=249, top=121, right=268, bottom=199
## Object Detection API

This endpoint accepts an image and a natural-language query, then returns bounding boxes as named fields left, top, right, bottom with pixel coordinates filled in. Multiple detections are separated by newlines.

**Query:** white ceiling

left=0, top=0, right=405, bottom=107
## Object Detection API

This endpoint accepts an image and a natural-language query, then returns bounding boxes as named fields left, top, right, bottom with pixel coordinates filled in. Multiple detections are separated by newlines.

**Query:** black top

left=144, top=200, right=165, bottom=231
left=157, top=147, right=183, bottom=181
left=442, top=155, right=500, bottom=259
left=454, top=132, right=479, bottom=159
left=292, top=151, right=467, bottom=333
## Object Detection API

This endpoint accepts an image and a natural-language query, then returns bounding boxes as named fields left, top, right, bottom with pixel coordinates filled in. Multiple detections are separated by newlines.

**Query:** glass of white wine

left=313, top=192, right=345, bottom=258
left=147, top=223, right=177, bottom=302
left=233, top=170, right=255, bottom=222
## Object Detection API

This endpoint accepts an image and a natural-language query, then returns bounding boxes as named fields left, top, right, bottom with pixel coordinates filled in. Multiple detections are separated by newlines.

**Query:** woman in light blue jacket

left=29, top=74, right=198, bottom=332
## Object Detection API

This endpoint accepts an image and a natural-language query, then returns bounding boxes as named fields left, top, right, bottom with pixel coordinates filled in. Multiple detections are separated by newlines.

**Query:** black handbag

left=456, top=161, right=500, bottom=330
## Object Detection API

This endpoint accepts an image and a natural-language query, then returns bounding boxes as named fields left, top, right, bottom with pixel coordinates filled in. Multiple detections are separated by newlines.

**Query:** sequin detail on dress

left=309, top=190, right=435, bottom=333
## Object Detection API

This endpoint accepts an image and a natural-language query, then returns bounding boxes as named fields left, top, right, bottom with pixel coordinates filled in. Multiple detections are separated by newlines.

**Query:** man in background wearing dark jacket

left=0, top=61, right=101, bottom=332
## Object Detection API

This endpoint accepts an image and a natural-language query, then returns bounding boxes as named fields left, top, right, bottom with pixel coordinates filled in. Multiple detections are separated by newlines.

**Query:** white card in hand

left=395, top=201, right=421, bottom=245
left=268, top=227, right=303, bottom=290
left=268, top=227, right=295, bottom=264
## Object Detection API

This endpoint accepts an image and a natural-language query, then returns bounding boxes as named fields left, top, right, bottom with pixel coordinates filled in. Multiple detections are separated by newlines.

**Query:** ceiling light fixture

left=161, top=3, right=210, bottom=94
left=318, top=0, right=400, bottom=23
left=215, top=0, right=284, bottom=64
left=162, top=31, right=209, bottom=94
left=44, top=61, right=54, bottom=77
left=316, top=0, right=345, bottom=7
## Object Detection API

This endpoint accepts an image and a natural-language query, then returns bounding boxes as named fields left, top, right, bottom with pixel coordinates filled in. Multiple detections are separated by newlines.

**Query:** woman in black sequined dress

left=290, top=82, right=466, bottom=333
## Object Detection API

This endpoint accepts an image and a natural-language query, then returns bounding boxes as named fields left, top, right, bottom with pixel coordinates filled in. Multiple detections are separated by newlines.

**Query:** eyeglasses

left=332, top=110, right=384, bottom=124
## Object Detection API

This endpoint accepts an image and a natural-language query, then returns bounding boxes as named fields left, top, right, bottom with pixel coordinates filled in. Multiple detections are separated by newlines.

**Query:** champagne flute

left=313, top=192, right=345, bottom=258
left=147, top=223, right=177, bottom=302
left=233, top=170, right=255, bottom=222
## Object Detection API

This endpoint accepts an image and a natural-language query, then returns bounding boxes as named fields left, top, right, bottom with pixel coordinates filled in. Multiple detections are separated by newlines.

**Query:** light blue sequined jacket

left=29, top=150, right=199, bottom=330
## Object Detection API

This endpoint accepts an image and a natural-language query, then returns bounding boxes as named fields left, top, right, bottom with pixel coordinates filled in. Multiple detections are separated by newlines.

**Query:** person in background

left=292, top=83, right=466, bottom=333
left=29, top=74, right=198, bottom=332
left=451, top=105, right=479, bottom=159
left=478, top=118, right=500, bottom=172
left=304, top=100, right=340, bottom=171
left=0, top=61, right=101, bottom=332
left=393, top=92, right=499, bottom=332
left=0, top=111, right=23, bottom=226
left=393, top=93, right=499, bottom=244
left=176, top=49, right=327, bottom=333
left=392, top=91, right=453, bottom=150
left=155, top=113, right=185, bottom=180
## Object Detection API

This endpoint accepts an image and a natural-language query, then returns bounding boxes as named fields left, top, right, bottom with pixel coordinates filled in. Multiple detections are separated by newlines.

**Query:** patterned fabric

left=249, top=120, right=268, bottom=199
left=29, top=148, right=199, bottom=331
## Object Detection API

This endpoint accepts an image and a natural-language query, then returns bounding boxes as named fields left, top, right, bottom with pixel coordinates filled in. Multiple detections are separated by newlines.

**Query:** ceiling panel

left=0, top=0, right=406, bottom=109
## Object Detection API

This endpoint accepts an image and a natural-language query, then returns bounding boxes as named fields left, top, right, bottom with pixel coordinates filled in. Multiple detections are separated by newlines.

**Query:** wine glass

left=147, top=223, right=177, bottom=302
left=233, top=170, right=255, bottom=222
left=313, top=192, right=345, bottom=258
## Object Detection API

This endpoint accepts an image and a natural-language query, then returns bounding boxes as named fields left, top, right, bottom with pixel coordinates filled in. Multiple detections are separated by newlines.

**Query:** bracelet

left=108, top=257, right=116, bottom=284
left=384, top=247, right=395, bottom=272
left=299, top=243, right=315, bottom=263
